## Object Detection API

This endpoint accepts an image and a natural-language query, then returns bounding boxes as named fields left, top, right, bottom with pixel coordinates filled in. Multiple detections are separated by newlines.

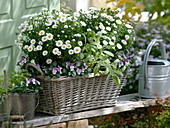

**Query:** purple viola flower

left=76, top=68, right=82, bottom=75
left=66, top=61, right=71, bottom=67
left=84, top=63, right=88, bottom=69
left=36, top=64, right=40, bottom=67
left=56, top=67, right=62, bottom=72
left=70, top=65, right=74, bottom=71
left=76, top=61, right=81, bottom=66
left=52, top=67, right=58, bottom=75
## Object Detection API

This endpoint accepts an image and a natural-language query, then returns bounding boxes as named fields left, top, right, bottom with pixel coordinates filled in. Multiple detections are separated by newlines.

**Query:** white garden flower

left=24, top=45, right=29, bottom=49
left=74, top=12, right=80, bottom=17
left=42, top=36, right=47, bottom=42
left=113, top=31, right=117, bottom=34
left=78, top=41, right=83, bottom=46
left=60, top=17, right=67, bottom=22
left=116, top=20, right=122, bottom=24
left=34, top=48, right=37, bottom=51
left=65, top=40, right=70, bottom=44
left=38, top=41, right=43, bottom=45
left=28, top=25, right=33, bottom=30
left=68, top=49, right=74, bottom=55
left=74, top=47, right=81, bottom=54
left=61, top=44, right=67, bottom=50
left=64, top=25, right=68, bottom=28
left=56, top=40, right=63, bottom=47
left=57, top=51, right=61, bottom=56
left=117, top=43, right=122, bottom=49
left=121, top=40, right=127, bottom=45
left=103, top=40, right=108, bottom=45
left=67, top=44, right=72, bottom=49
left=52, top=48, right=59, bottom=55
left=106, top=27, right=111, bottom=31
left=47, top=33, right=53, bottom=40
left=27, top=46, right=33, bottom=52
left=46, top=59, right=52, bottom=64
left=18, top=43, right=23, bottom=49
left=99, top=24, right=105, bottom=30
left=36, top=45, right=42, bottom=50
left=80, top=21, right=86, bottom=26
left=87, top=28, right=92, bottom=32
left=125, top=35, right=130, bottom=40
left=42, top=51, right=48, bottom=56
left=125, top=24, right=133, bottom=28
left=18, top=34, right=23, bottom=40
left=42, top=8, right=48, bottom=11
left=30, top=39, right=36, bottom=44
left=39, top=30, right=45, bottom=36
left=97, top=44, right=102, bottom=49
left=112, top=36, right=116, bottom=41
left=45, top=20, right=53, bottom=26
left=128, top=29, right=132, bottom=33
left=113, top=23, right=117, bottom=28
left=52, top=24, right=58, bottom=28
left=109, top=41, right=114, bottom=45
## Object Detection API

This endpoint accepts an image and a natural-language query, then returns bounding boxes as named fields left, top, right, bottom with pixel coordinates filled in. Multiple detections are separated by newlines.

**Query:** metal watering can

left=139, top=39, right=170, bottom=99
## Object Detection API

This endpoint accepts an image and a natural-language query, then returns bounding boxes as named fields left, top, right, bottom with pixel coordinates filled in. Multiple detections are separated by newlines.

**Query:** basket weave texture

left=26, top=64, right=125, bottom=115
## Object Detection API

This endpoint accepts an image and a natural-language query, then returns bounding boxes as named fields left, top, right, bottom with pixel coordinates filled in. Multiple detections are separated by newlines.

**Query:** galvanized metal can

left=139, top=39, right=170, bottom=99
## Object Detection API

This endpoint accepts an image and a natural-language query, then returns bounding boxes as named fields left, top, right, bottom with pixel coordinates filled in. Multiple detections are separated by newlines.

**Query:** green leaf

left=113, top=70, right=123, bottom=76
left=94, top=64, right=100, bottom=75
left=79, top=53, right=84, bottom=59
left=113, top=75, right=120, bottom=85
left=103, top=51, right=114, bottom=57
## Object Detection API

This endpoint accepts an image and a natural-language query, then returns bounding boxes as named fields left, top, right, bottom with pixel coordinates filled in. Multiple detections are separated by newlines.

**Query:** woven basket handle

left=25, top=63, right=44, bottom=76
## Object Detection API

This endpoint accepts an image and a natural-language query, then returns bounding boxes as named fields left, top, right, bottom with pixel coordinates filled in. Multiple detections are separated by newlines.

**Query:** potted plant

left=15, top=7, right=135, bottom=115
left=0, top=69, right=42, bottom=120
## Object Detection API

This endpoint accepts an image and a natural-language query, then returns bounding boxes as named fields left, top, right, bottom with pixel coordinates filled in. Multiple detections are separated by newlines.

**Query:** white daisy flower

left=109, top=41, right=114, bottom=45
left=116, top=20, right=122, bottom=24
left=103, top=40, right=108, bottom=45
left=61, top=44, right=67, bottom=50
left=52, top=48, right=59, bottom=55
left=36, top=45, right=42, bottom=50
left=106, top=27, right=111, bottom=31
left=64, top=25, right=68, bottom=28
left=18, top=43, right=23, bottom=49
left=42, top=36, right=47, bottom=42
left=78, top=41, right=83, bottom=46
left=97, top=44, right=102, bottom=49
left=117, top=43, right=122, bottom=49
left=121, top=40, right=127, bottom=45
left=27, top=46, right=33, bottom=52
left=125, top=35, right=130, bottom=40
left=18, top=34, right=23, bottom=40
left=24, top=45, right=29, bottom=49
left=28, top=25, right=33, bottom=30
left=68, top=49, right=74, bottom=55
left=101, top=30, right=107, bottom=34
left=74, top=47, right=81, bottom=54
left=30, top=39, right=36, bottom=44
left=46, top=59, right=52, bottom=64
left=42, top=51, right=48, bottom=56
left=34, top=48, right=37, bottom=51
left=74, top=12, right=80, bottom=17
left=42, top=8, right=48, bottom=11
left=99, top=24, right=105, bottom=30
left=125, top=24, right=133, bottom=28
left=39, top=30, right=45, bottom=36
left=47, top=33, right=53, bottom=40
left=87, top=28, right=92, bottom=32
left=113, top=23, right=117, bottom=28
left=67, top=44, right=72, bottom=49
left=38, top=41, right=43, bottom=45
left=45, top=20, right=52, bottom=26
left=112, top=36, right=116, bottom=41
left=128, top=29, right=132, bottom=33
left=52, top=24, right=58, bottom=28
left=80, top=21, right=86, bottom=26
left=60, top=17, right=67, bottom=22
left=65, top=40, right=70, bottom=44
left=57, top=51, right=61, bottom=56
left=56, top=40, right=63, bottom=47
left=114, top=31, right=117, bottom=34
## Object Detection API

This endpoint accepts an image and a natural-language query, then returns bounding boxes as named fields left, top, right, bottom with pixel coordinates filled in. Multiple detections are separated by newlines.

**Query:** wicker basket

left=26, top=63, right=126, bottom=115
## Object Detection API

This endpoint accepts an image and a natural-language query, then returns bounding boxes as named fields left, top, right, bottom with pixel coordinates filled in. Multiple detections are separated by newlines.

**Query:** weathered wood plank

left=4, top=93, right=157, bottom=128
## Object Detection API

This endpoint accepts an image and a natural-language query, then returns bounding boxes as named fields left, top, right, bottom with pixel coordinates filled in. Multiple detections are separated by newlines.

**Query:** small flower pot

left=3, top=93, right=36, bottom=120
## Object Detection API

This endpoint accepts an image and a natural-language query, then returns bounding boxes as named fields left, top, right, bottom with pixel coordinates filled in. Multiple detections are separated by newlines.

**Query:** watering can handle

left=143, top=39, right=167, bottom=89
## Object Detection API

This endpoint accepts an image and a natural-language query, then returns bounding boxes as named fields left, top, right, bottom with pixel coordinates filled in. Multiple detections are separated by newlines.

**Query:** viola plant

left=15, top=7, right=134, bottom=84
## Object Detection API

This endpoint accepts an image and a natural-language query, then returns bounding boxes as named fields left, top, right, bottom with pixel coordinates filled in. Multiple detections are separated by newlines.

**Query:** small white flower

left=47, top=33, right=53, bottom=40
left=78, top=41, right=83, bottom=46
left=38, top=41, right=43, bottom=45
left=109, top=41, right=114, bottom=45
left=30, top=39, right=36, bottom=44
left=125, top=24, right=133, bottom=28
left=99, top=24, right=105, bottom=30
left=64, top=25, right=68, bottom=28
left=18, top=43, right=23, bottom=49
left=113, top=31, right=117, bottom=34
left=112, top=36, right=116, bottom=41
left=97, top=44, right=102, bottom=49
left=18, top=34, right=23, bottom=40
left=67, top=44, right=72, bottom=49
left=39, top=30, right=45, bottom=36
left=42, top=36, right=47, bottom=42
left=74, top=47, right=81, bottom=54
left=42, top=8, right=48, bottom=11
left=52, top=48, right=59, bottom=55
left=45, top=20, right=52, bottom=26
left=106, top=27, right=111, bottom=31
left=28, top=25, right=33, bottom=30
left=37, top=45, right=42, bottom=50
left=27, top=46, right=33, bottom=52
left=60, top=17, right=67, bottom=22
left=128, top=29, right=132, bottom=33
left=87, top=28, right=92, bottom=32
left=61, top=44, right=67, bottom=50
left=57, top=51, right=61, bottom=56
left=101, top=30, right=107, bottom=34
left=34, top=48, right=37, bottom=51
left=117, top=43, right=122, bottom=49
left=74, top=34, right=81, bottom=37
left=113, top=23, right=117, bottom=28
left=103, top=40, right=108, bottom=45
left=46, top=59, right=52, bottom=64
left=80, top=21, right=86, bottom=26
left=56, top=40, right=63, bottom=47
left=68, top=49, right=74, bottom=55
left=121, top=40, right=127, bottom=45
left=74, top=12, right=80, bottom=17
left=116, top=20, right=122, bottom=24
left=125, top=35, right=130, bottom=40
left=65, top=40, right=70, bottom=44
left=52, top=24, right=58, bottom=28
left=24, top=45, right=29, bottom=49
left=42, top=51, right=48, bottom=56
